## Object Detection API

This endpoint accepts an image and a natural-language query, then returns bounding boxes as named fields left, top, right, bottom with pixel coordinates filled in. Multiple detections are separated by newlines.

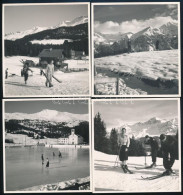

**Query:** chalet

left=70, top=49, right=86, bottom=60
left=58, top=129, right=83, bottom=145
left=38, top=48, right=65, bottom=68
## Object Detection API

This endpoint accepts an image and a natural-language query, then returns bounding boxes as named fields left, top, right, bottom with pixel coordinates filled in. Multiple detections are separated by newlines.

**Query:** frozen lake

left=5, top=146, right=90, bottom=191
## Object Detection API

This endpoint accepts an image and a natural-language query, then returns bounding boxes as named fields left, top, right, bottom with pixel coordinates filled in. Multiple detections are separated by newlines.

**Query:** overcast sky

left=94, top=4, right=178, bottom=34
left=94, top=99, right=178, bottom=131
left=4, top=4, right=88, bottom=34
left=5, top=99, right=88, bottom=114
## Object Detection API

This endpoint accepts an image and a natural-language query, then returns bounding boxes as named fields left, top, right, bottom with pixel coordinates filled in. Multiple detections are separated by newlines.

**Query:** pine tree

left=94, top=112, right=108, bottom=152
left=109, top=128, right=118, bottom=154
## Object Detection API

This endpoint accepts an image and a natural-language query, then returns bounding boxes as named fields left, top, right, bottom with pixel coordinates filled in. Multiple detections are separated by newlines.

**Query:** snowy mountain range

left=117, top=117, right=178, bottom=138
left=5, top=16, right=88, bottom=41
left=94, top=21, right=178, bottom=56
left=5, top=109, right=89, bottom=127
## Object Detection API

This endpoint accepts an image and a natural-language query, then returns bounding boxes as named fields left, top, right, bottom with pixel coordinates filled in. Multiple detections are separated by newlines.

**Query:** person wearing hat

left=160, top=134, right=178, bottom=175
left=117, top=128, right=131, bottom=173
left=45, top=59, right=54, bottom=87
left=144, top=135, right=159, bottom=167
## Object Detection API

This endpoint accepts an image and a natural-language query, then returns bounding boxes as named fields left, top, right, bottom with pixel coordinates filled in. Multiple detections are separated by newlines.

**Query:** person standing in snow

left=160, top=134, right=178, bottom=175
left=144, top=135, right=159, bottom=167
left=117, top=128, right=131, bottom=173
left=5, top=68, right=8, bottom=79
left=22, top=63, right=33, bottom=84
left=45, top=60, right=54, bottom=87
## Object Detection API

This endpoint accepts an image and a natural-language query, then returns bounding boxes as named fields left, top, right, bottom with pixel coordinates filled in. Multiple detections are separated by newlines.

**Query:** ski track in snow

left=4, top=56, right=89, bottom=96
left=94, top=151, right=180, bottom=192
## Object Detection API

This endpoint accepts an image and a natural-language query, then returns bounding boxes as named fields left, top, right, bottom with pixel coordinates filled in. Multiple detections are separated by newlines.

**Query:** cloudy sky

left=94, top=4, right=178, bottom=34
left=94, top=99, right=178, bottom=132
left=5, top=99, right=88, bottom=114
left=4, top=4, right=88, bottom=34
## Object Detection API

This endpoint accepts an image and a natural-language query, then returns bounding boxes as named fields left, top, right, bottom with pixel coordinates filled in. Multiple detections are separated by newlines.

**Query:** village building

left=58, top=129, right=83, bottom=145
left=38, top=48, right=65, bottom=68
left=70, top=49, right=86, bottom=59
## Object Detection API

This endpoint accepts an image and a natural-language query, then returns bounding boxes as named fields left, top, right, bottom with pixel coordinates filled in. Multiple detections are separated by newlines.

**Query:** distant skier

left=45, top=60, right=54, bottom=87
left=22, top=63, right=33, bottom=84
left=5, top=68, right=8, bottom=79
left=41, top=154, right=44, bottom=165
left=53, top=152, right=55, bottom=157
left=160, top=134, right=178, bottom=175
left=144, top=135, right=159, bottom=167
left=117, top=128, right=131, bottom=173
left=46, top=158, right=49, bottom=168
left=59, top=151, right=62, bottom=158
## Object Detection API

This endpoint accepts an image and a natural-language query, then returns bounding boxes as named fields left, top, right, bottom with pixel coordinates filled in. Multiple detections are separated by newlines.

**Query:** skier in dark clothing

left=160, top=134, right=178, bottom=175
left=144, top=135, right=159, bottom=167
left=22, top=63, right=33, bottom=84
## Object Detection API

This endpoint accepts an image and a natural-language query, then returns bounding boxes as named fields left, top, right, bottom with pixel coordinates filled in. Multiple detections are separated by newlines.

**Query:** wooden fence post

left=116, top=77, right=119, bottom=95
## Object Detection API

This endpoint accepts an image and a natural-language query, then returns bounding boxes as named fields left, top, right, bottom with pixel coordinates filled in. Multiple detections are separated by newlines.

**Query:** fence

left=94, top=77, right=120, bottom=95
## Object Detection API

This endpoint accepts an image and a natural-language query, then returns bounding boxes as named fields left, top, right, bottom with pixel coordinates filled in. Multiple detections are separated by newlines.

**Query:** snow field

left=94, top=150, right=180, bottom=192
left=4, top=56, right=89, bottom=96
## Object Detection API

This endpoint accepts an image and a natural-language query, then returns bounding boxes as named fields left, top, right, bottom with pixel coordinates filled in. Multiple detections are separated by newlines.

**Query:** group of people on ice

left=117, top=127, right=178, bottom=176
left=41, top=150, right=62, bottom=168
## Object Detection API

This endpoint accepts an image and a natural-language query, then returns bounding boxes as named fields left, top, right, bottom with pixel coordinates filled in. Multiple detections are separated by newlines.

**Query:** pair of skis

left=41, top=70, right=62, bottom=86
left=141, top=171, right=177, bottom=180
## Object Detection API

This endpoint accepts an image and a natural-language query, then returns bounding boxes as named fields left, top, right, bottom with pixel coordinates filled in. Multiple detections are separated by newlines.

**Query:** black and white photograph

left=3, top=98, right=91, bottom=192
left=92, top=3, right=180, bottom=96
left=3, top=3, right=90, bottom=97
left=92, top=98, right=181, bottom=192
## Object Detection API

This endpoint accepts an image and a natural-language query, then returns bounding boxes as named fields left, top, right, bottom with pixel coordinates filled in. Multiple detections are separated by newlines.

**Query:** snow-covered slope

left=5, top=26, right=48, bottom=41
left=54, top=16, right=88, bottom=28
left=5, top=109, right=89, bottom=124
left=94, top=32, right=108, bottom=45
left=5, top=16, right=88, bottom=41
left=94, top=150, right=180, bottom=192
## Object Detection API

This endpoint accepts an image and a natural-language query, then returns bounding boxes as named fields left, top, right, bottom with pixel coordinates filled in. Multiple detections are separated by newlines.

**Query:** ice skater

left=45, top=60, right=54, bottom=87
left=59, top=151, right=62, bottom=158
left=160, top=134, right=178, bottom=175
left=144, top=135, right=159, bottom=167
left=41, top=154, right=44, bottom=165
left=46, top=158, right=49, bottom=168
left=117, top=128, right=132, bottom=173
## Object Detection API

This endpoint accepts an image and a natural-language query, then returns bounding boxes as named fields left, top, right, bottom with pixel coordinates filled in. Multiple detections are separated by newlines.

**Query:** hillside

left=94, top=50, right=178, bottom=95
left=5, top=20, right=88, bottom=57
left=5, top=110, right=89, bottom=142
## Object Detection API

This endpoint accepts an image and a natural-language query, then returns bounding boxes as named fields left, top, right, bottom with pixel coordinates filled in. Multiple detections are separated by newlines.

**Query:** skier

left=22, top=63, right=33, bottom=84
left=46, top=158, right=49, bottom=168
left=41, top=154, right=44, bottom=165
left=45, top=60, right=54, bottom=87
left=160, top=134, right=178, bottom=175
left=117, top=128, right=131, bottom=173
left=53, top=152, right=55, bottom=157
left=5, top=68, right=8, bottom=79
left=144, top=135, right=159, bottom=167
